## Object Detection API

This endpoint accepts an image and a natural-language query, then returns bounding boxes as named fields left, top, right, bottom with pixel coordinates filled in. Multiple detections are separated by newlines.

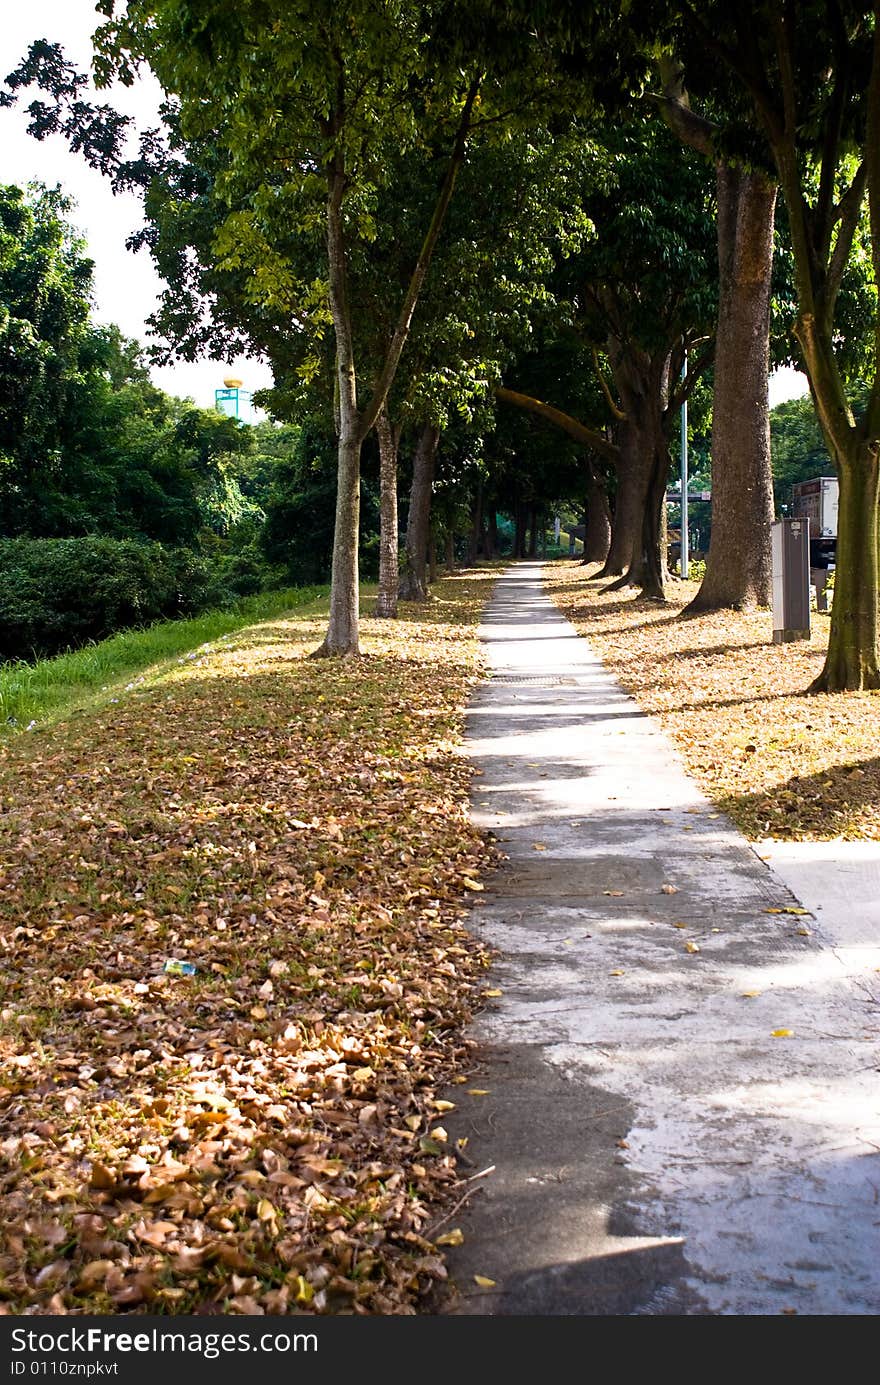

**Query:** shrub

left=0, top=536, right=214, bottom=660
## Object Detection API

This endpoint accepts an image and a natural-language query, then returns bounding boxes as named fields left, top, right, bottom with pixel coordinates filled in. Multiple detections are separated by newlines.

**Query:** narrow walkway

left=444, top=564, right=880, bottom=1316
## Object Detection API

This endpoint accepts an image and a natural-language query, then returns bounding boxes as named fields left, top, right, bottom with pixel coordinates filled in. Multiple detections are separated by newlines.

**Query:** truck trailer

left=791, top=475, right=838, bottom=610
left=791, top=475, right=838, bottom=553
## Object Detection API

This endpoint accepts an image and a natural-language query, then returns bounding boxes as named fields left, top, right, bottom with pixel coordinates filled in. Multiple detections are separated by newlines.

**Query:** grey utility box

left=771, top=517, right=811, bottom=643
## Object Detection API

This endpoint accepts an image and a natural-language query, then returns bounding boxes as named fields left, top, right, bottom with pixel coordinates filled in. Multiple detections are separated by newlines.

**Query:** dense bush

left=0, top=537, right=217, bottom=660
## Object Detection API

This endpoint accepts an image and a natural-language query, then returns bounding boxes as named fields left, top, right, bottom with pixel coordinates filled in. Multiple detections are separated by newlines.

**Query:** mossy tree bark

left=374, top=407, right=401, bottom=619
left=796, top=302, right=880, bottom=690
left=813, top=443, right=880, bottom=690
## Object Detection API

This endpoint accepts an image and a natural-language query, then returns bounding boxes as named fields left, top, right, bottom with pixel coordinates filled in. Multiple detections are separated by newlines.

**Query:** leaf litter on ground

left=548, top=562, right=880, bottom=841
left=0, top=572, right=499, bottom=1315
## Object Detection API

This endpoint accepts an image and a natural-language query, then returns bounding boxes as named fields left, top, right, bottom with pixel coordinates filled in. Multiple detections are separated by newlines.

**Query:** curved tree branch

left=591, top=348, right=627, bottom=421
left=496, top=386, right=619, bottom=462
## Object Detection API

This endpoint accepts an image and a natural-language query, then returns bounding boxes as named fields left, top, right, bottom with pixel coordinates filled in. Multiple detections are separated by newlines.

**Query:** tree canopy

left=6, top=4, right=880, bottom=689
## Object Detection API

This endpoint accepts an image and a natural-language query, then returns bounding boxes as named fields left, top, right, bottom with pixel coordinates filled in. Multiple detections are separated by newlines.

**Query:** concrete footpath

left=443, top=563, right=880, bottom=1316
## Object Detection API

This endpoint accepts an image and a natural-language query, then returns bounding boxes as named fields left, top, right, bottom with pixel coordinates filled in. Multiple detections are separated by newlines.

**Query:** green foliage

left=260, top=417, right=380, bottom=584
left=0, top=584, right=327, bottom=733
left=0, top=181, right=330, bottom=605
left=87, top=1, right=499, bottom=369
left=770, top=197, right=876, bottom=382
left=0, top=183, right=92, bottom=484
left=0, top=193, right=263, bottom=548
left=563, top=117, right=717, bottom=360
left=343, top=130, right=595, bottom=433
left=667, top=3, right=880, bottom=449
left=0, top=536, right=217, bottom=660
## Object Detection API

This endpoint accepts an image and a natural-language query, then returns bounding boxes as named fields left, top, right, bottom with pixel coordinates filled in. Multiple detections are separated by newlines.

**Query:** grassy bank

left=0, top=570, right=497, bottom=1315
left=548, top=560, right=880, bottom=841
left=0, top=586, right=327, bottom=733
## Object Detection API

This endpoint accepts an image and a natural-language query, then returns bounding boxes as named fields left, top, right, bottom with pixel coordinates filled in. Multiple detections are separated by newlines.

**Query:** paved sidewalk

left=443, top=563, right=880, bottom=1316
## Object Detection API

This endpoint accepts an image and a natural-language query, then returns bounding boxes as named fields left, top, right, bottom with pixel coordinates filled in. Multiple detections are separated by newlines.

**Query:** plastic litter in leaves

left=163, top=959, right=196, bottom=977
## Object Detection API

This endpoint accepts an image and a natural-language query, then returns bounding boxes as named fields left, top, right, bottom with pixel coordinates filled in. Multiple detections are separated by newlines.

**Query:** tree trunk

left=445, top=528, right=455, bottom=571
left=467, top=483, right=483, bottom=563
left=314, top=80, right=480, bottom=657
left=513, top=504, right=527, bottom=559
left=638, top=421, right=672, bottom=599
left=602, top=343, right=673, bottom=601
left=398, top=423, right=439, bottom=601
left=687, top=167, right=777, bottom=613
left=811, top=440, right=880, bottom=690
left=790, top=295, right=880, bottom=689
left=527, top=506, right=538, bottom=558
left=314, top=169, right=362, bottom=657
left=318, top=430, right=362, bottom=655
left=374, top=408, right=400, bottom=619
left=486, top=508, right=498, bottom=557
left=604, top=430, right=668, bottom=597
left=601, top=430, right=640, bottom=577
left=582, top=458, right=612, bottom=564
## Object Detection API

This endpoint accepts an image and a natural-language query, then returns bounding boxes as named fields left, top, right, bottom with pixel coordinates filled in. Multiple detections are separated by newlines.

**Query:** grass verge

left=548, top=560, right=880, bottom=841
left=0, top=570, right=497, bottom=1314
left=0, top=586, right=329, bottom=734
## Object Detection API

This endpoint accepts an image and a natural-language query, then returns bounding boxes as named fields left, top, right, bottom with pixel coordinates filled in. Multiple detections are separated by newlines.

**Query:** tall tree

left=7, top=5, right=484, bottom=655
left=670, top=1, right=880, bottom=689
left=348, top=128, right=591, bottom=605
left=656, top=58, right=777, bottom=612
left=499, top=118, right=716, bottom=599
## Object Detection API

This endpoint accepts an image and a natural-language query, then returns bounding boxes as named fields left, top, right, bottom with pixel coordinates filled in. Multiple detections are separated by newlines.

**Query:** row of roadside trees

left=4, top=2, right=880, bottom=690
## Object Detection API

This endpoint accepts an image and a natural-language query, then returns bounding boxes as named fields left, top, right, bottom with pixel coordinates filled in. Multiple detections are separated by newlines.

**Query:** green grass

left=0, top=585, right=329, bottom=734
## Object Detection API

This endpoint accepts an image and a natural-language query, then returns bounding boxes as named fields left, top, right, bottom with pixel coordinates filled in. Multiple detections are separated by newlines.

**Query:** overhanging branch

left=496, top=386, right=619, bottom=463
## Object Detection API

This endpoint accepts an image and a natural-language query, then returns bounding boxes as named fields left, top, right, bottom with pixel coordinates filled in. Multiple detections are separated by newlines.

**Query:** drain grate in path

left=490, top=675, right=578, bottom=687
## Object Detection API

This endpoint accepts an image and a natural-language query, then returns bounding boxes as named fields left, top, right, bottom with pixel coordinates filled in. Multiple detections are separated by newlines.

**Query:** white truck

left=791, top=476, right=838, bottom=541
left=791, top=476, right=838, bottom=610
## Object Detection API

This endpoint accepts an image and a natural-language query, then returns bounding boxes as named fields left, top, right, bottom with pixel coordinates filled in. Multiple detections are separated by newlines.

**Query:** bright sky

left=2, top=2, right=807, bottom=415
left=0, top=0, right=272, bottom=410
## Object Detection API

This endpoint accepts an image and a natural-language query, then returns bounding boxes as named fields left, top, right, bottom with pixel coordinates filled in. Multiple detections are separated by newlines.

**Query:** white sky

left=2, top=1, right=807, bottom=415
